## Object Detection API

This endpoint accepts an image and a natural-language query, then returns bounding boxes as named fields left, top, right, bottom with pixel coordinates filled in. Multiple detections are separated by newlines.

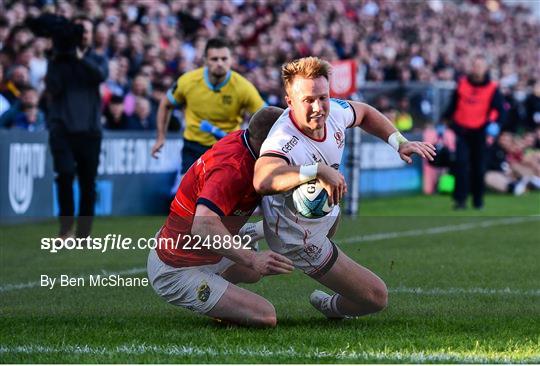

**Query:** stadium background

left=1, top=0, right=539, bottom=363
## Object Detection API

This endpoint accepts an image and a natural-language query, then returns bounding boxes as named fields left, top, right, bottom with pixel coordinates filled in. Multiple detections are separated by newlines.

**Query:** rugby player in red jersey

left=147, top=107, right=293, bottom=327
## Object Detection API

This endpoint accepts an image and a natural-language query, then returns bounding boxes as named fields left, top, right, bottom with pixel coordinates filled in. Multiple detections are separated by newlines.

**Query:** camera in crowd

left=25, top=14, right=84, bottom=58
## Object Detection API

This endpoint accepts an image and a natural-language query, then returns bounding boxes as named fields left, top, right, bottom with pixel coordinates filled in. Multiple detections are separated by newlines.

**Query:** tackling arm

left=191, top=205, right=294, bottom=275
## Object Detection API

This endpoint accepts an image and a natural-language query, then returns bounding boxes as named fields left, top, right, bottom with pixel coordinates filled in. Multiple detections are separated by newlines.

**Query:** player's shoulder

left=230, top=70, right=256, bottom=88
left=328, top=98, right=355, bottom=128
left=212, top=131, right=252, bottom=161
left=329, top=98, right=352, bottom=112
left=266, top=109, right=294, bottom=137
left=178, top=67, right=205, bottom=85
left=262, top=109, right=299, bottom=153
left=208, top=132, right=254, bottom=180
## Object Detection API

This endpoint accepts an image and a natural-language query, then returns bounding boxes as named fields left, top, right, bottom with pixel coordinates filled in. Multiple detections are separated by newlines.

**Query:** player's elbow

left=253, top=175, right=273, bottom=195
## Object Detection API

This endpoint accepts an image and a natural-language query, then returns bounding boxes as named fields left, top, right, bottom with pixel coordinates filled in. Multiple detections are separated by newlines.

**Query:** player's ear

left=285, top=94, right=292, bottom=108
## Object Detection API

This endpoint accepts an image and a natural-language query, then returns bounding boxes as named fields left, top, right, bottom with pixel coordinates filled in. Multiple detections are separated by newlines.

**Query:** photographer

left=38, top=15, right=108, bottom=238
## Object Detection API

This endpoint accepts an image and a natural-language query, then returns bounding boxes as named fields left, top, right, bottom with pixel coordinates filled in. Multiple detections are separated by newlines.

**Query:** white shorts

left=261, top=195, right=340, bottom=277
left=147, top=249, right=235, bottom=314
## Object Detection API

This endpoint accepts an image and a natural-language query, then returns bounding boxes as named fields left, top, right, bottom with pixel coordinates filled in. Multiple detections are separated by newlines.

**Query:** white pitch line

left=338, top=216, right=539, bottom=244
left=1, top=217, right=538, bottom=294
left=390, top=286, right=540, bottom=296
left=0, top=344, right=538, bottom=363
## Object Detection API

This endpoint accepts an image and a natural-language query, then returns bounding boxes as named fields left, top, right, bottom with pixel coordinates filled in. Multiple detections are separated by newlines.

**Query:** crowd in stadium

left=0, top=0, right=539, bottom=194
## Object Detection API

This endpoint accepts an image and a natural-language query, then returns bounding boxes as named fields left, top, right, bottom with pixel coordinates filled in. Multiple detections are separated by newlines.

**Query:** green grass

left=1, top=193, right=539, bottom=363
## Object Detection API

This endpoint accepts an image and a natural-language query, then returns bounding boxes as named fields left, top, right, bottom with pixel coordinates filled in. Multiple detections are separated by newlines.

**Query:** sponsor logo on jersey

left=334, top=131, right=345, bottom=148
left=233, top=209, right=250, bottom=216
left=222, top=95, right=233, bottom=105
left=197, top=280, right=211, bottom=302
left=311, top=153, right=322, bottom=163
left=281, top=136, right=299, bottom=153
left=330, top=98, right=350, bottom=109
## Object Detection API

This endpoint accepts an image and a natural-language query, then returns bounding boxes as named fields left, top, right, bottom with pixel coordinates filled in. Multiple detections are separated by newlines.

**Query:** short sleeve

left=259, top=129, right=293, bottom=165
left=330, top=98, right=356, bottom=129
left=167, top=75, right=186, bottom=107
left=197, top=165, right=249, bottom=216
left=242, top=80, right=266, bottom=114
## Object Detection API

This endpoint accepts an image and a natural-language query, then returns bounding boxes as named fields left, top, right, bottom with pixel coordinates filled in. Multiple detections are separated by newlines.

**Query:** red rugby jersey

left=156, top=130, right=260, bottom=267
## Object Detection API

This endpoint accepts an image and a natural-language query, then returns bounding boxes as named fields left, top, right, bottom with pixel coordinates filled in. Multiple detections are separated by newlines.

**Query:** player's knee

left=254, top=302, right=277, bottom=327
left=367, top=282, right=388, bottom=312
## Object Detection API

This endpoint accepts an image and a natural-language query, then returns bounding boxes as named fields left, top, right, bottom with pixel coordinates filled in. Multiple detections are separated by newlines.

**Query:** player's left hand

left=398, top=141, right=437, bottom=164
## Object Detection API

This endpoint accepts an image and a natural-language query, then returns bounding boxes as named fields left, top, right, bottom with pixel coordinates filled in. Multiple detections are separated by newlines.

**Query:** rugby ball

left=292, top=179, right=333, bottom=218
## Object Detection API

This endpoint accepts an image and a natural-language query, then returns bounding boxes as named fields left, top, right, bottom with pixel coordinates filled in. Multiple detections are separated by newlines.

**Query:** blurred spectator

left=102, top=94, right=129, bottom=130
left=485, top=134, right=530, bottom=195
left=13, top=96, right=46, bottom=131
left=28, top=37, right=48, bottom=93
left=0, top=85, right=39, bottom=128
left=123, top=73, right=149, bottom=116
left=373, top=95, right=396, bottom=122
left=127, top=97, right=155, bottom=130
left=525, top=80, right=540, bottom=131
left=1, top=64, right=29, bottom=104
left=394, top=96, right=413, bottom=132
left=0, top=64, right=9, bottom=116
left=0, top=0, right=538, bottom=134
left=443, top=55, right=507, bottom=210
left=102, top=57, right=129, bottom=102
left=0, top=16, right=9, bottom=50
left=93, top=21, right=109, bottom=57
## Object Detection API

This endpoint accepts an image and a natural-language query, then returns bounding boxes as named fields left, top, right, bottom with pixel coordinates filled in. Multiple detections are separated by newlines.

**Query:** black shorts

left=181, top=139, right=211, bottom=174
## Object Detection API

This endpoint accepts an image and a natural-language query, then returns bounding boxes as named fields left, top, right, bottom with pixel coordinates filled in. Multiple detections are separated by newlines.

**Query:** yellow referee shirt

left=167, top=67, right=265, bottom=146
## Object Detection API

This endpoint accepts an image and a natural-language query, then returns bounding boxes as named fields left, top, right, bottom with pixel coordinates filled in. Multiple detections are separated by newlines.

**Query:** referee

left=151, top=38, right=265, bottom=194
left=444, top=55, right=507, bottom=209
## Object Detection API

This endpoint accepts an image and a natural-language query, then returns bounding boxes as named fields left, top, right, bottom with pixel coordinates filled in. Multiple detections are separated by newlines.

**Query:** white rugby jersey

left=259, top=99, right=356, bottom=244
left=260, top=98, right=355, bottom=170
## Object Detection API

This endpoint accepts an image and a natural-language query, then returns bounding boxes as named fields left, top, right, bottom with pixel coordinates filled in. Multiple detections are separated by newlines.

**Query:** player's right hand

left=317, top=164, right=347, bottom=206
left=252, top=250, right=294, bottom=276
left=151, top=138, right=165, bottom=159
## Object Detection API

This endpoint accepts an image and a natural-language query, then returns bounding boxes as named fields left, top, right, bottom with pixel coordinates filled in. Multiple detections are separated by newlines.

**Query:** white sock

left=239, top=220, right=265, bottom=242
left=310, top=290, right=345, bottom=319
left=529, top=176, right=540, bottom=189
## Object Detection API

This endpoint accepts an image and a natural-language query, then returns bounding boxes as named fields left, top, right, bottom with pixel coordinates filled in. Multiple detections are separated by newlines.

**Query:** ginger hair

left=281, top=57, right=331, bottom=95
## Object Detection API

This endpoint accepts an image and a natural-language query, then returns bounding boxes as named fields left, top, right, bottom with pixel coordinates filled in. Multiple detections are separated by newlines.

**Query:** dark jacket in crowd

left=525, top=93, right=540, bottom=131
left=45, top=50, right=108, bottom=133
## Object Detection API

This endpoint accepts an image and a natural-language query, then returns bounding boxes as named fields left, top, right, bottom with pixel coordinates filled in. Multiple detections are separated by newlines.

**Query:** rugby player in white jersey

left=245, top=57, right=436, bottom=319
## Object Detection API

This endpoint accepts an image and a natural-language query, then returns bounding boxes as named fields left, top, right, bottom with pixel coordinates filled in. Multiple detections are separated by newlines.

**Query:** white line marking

left=0, top=344, right=538, bottom=363
left=390, top=286, right=540, bottom=296
left=338, top=216, right=539, bottom=244
left=1, top=217, right=538, bottom=294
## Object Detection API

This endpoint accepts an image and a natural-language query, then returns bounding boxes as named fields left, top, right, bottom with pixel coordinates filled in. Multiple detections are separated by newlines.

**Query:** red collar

left=289, top=110, right=326, bottom=142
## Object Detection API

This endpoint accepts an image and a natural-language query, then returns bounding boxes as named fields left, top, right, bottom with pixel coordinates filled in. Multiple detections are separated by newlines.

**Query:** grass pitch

left=1, top=193, right=539, bottom=363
